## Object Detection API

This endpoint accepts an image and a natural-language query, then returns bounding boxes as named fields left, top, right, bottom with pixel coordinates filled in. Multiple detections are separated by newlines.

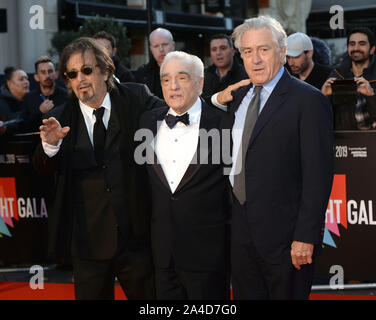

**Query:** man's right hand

left=217, top=79, right=251, bottom=105
left=40, top=117, right=70, bottom=146
left=39, top=99, right=54, bottom=114
left=321, top=77, right=337, bottom=96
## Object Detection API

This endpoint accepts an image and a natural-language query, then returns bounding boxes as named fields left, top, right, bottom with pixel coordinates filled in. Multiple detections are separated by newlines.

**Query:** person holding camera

left=322, top=27, right=376, bottom=130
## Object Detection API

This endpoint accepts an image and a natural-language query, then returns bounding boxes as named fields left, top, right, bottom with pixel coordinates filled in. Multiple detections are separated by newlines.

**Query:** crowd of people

left=1, top=17, right=375, bottom=300
left=2, top=25, right=376, bottom=135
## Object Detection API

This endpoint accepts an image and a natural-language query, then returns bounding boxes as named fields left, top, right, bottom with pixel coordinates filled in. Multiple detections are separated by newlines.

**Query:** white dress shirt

left=42, top=93, right=111, bottom=157
left=155, top=98, right=202, bottom=193
left=229, top=67, right=284, bottom=186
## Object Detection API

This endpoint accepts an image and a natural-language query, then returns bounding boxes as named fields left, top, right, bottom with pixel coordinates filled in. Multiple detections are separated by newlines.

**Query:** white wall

left=0, top=0, right=19, bottom=72
left=259, top=0, right=313, bottom=33
left=0, top=0, right=58, bottom=73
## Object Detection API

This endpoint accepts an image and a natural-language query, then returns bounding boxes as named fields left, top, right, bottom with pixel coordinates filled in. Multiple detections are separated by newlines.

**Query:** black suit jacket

left=140, top=100, right=232, bottom=272
left=20, top=85, right=68, bottom=133
left=33, top=82, right=165, bottom=261
left=229, top=69, right=334, bottom=264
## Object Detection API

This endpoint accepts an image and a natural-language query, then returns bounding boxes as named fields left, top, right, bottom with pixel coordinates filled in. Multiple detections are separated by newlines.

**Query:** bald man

left=134, top=28, right=176, bottom=99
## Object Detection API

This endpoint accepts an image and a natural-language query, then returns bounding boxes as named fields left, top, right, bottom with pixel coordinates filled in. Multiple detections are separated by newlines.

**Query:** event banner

left=0, top=136, right=54, bottom=265
left=314, top=131, right=376, bottom=282
left=2, top=131, right=376, bottom=281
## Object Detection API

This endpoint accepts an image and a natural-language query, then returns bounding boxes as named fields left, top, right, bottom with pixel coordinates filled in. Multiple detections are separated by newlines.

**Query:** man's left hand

left=355, top=77, right=375, bottom=96
left=290, top=241, right=314, bottom=270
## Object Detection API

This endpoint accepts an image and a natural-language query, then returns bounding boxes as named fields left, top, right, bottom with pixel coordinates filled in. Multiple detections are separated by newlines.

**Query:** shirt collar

left=79, top=92, right=111, bottom=118
left=168, top=97, right=202, bottom=124
left=260, top=66, right=284, bottom=95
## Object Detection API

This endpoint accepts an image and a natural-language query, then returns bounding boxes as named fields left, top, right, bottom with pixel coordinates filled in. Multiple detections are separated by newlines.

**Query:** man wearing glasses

left=140, top=51, right=231, bottom=299
left=34, top=37, right=164, bottom=300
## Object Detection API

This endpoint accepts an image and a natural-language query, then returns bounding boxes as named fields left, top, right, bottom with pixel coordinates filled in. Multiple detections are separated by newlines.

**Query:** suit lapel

left=105, top=99, right=121, bottom=151
left=174, top=100, right=219, bottom=193
left=229, top=83, right=253, bottom=115
left=247, top=70, right=290, bottom=148
left=149, top=107, right=171, bottom=191
left=59, top=96, right=80, bottom=159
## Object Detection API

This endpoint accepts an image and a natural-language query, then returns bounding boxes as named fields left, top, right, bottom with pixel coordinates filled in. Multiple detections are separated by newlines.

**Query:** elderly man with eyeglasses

left=140, top=51, right=232, bottom=300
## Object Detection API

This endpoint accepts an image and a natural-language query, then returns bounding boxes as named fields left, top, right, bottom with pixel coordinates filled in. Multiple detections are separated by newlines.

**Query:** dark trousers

left=72, top=232, right=155, bottom=300
left=155, top=256, right=230, bottom=300
left=231, top=199, right=315, bottom=300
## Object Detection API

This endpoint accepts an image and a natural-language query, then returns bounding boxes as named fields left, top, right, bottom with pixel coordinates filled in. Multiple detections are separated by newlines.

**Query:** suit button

left=171, top=196, right=177, bottom=201
left=106, top=188, right=111, bottom=192
left=102, top=165, right=107, bottom=169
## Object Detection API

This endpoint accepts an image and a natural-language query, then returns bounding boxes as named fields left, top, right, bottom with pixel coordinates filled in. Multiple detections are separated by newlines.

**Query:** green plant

left=49, top=15, right=131, bottom=67
left=48, top=30, right=79, bottom=59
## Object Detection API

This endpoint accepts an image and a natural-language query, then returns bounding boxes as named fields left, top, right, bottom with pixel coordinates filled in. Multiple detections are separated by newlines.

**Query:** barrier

left=314, top=131, right=376, bottom=283
left=0, top=135, right=54, bottom=266
left=1, top=131, right=376, bottom=282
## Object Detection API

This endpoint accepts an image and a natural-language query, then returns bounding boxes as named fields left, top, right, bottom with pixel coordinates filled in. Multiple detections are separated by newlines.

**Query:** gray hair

left=232, top=16, right=287, bottom=52
left=160, top=51, right=204, bottom=82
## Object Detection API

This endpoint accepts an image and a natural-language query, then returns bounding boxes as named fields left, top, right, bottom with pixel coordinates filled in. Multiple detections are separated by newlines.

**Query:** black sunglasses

left=64, top=65, right=98, bottom=79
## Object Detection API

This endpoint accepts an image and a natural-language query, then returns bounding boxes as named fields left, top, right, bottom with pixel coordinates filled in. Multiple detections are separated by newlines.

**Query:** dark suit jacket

left=140, top=100, right=232, bottom=272
left=202, top=59, right=248, bottom=107
left=33, top=82, right=165, bottom=262
left=229, top=69, right=334, bottom=264
left=20, top=85, right=68, bottom=133
left=133, top=58, right=163, bottom=99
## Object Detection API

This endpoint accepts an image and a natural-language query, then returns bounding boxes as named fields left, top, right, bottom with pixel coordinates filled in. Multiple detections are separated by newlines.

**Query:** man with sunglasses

left=34, top=37, right=165, bottom=300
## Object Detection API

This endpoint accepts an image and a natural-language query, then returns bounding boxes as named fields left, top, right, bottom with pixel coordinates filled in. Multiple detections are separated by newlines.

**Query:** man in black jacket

left=286, top=32, right=331, bottom=90
left=202, top=34, right=248, bottom=106
left=34, top=37, right=165, bottom=300
left=140, top=51, right=232, bottom=299
left=20, top=56, right=67, bottom=133
left=322, top=27, right=376, bottom=130
left=93, top=31, right=136, bottom=83
left=134, top=28, right=175, bottom=99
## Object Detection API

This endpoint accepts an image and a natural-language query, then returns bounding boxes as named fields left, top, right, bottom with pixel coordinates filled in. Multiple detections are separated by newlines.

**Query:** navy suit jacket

left=229, top=69, right=334, bottom=264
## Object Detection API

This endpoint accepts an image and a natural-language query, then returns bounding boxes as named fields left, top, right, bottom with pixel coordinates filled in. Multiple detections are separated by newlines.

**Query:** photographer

left=322, top=27, right=376, bottom=130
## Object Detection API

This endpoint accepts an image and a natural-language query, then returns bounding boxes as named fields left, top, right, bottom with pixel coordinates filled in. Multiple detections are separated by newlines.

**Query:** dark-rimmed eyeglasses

left=64, top=65, right=99, bottom=79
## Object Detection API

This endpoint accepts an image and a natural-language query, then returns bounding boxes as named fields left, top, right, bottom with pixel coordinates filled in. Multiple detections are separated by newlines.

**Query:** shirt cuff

left=42, top=139, right=62, bottom=158
left=211, top=93, right=228, bottom=112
